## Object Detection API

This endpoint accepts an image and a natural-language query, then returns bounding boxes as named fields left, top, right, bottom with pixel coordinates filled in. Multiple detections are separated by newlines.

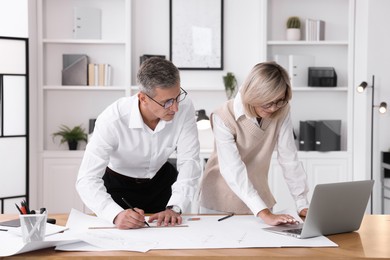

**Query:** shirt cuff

left=98, top=202, right=125, bottom=224
left=245, top=195, right=268, bottom=216
left=296, top=198, right=309, bottom=213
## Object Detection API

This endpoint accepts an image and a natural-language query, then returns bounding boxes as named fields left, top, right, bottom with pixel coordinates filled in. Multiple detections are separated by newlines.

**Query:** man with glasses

left=199, top=62, right=309, bottom=226
left=77, top=57, right=201, bottom=229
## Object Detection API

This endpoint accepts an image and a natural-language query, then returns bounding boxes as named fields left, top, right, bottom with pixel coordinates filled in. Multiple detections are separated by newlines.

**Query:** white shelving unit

left=261, top=0, right=355, bottom=210
left=37, top=0, right=132, bottom=213
left=261, top=0, right=355, bottom=153
left=37, top=0, right=131, bottom=152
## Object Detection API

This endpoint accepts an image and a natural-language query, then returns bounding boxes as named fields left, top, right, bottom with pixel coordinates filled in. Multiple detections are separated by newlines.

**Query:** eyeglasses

left=145, top=87, right=188, bottom=109
left=261, top=98, right=288, bottom=109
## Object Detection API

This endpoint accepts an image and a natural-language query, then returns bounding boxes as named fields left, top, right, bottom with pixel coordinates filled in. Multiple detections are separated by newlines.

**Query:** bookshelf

left=37, top=0, right=131, bottom=213
left=37, top=0, right=131, bottom=152
left=262, top=0, right=355, bottom=210
left=262, top=0, right=354, bottom=153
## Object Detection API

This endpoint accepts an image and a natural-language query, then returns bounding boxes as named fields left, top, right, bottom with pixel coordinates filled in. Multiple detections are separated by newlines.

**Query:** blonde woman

left=199, top=62, right=309, bottom=226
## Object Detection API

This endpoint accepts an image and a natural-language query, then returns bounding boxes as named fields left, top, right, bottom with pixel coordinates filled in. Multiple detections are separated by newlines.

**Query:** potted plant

left=52, top=124, right=88, bottom=150
left=223, top=72, right=238, bottom=100
left=286, top=16, right=301, bottom=41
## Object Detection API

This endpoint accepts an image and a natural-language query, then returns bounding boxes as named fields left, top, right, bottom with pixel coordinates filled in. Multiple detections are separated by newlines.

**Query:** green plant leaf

left=52, top=124, right=88, bottom=144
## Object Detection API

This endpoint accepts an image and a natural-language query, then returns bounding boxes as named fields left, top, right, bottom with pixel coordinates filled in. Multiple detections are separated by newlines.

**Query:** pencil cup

left=19, top=211, right=47, bottom=243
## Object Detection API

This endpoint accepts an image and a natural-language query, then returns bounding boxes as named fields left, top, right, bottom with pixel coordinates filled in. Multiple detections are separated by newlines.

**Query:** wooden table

left=2, top=214, right=390, bottom=259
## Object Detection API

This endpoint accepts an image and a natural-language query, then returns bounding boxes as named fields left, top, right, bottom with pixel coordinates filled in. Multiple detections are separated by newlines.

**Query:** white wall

left=0, top=0, right=28, bottom=37
left=132, top=0, right=263, bottom=114
left=354, top=0, right=390, bottom=213
left=367, top=0, right=390, bottom=213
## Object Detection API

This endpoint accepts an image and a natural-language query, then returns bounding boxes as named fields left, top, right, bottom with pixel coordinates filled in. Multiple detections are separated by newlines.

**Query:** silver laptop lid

left=300, top=180, right=374, bottom=238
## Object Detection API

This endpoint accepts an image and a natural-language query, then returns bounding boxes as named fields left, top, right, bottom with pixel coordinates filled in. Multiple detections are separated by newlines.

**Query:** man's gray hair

left=137, top=57, right=180, bottom=97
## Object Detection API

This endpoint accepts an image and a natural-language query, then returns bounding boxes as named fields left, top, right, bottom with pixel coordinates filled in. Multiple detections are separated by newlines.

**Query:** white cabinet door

left=42, top=158, right=84, bottom=214
left=268, top=159, right=306, bottom=212
left=306, top=158, right=349, bottom=200
left=269, top=157, right=349, bottom=212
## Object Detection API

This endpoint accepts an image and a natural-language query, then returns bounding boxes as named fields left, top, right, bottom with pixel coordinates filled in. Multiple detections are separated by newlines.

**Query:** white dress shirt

left=212, top=93, right=309, bottom=215
left=76, top=94, right=201, bottom=223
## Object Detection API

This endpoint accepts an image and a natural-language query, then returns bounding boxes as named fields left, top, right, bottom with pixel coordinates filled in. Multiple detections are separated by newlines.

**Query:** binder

left=288, top=55, right=315, bottom=87
left=299, top=120, right=316, bottom=151
left=315, top=120, right=341, bottom=151
left=62, top=54, right=88, bottom=86
left=73, top=7, right=101, bottom=39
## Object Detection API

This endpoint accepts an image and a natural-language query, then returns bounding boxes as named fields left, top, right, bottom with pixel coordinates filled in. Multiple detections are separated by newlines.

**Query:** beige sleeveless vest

left=200, top=100, right=289, bottom=214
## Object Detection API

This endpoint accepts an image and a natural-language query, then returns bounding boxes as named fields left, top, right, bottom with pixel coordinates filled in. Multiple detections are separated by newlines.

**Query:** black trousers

left=103, top=162, right=178, bottom=213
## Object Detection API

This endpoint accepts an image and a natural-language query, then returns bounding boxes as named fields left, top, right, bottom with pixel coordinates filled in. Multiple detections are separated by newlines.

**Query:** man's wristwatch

left=166, top=205, right=182, bottom=214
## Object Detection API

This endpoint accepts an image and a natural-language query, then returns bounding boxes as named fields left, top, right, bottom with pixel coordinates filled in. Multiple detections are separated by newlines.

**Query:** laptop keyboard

left=284, top=228, right=302, bottom=235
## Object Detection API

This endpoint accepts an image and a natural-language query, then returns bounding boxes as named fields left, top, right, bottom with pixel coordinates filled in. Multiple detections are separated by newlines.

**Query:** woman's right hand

left=257, top=208, right=299, bottom=226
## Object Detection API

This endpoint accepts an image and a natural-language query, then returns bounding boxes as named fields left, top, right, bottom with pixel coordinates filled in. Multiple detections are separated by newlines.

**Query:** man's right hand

left=113, top=208, right=147, bottom=229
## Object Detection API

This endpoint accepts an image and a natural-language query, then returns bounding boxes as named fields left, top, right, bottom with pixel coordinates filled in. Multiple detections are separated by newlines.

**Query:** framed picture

left=169, top=0, right=223, bottom=70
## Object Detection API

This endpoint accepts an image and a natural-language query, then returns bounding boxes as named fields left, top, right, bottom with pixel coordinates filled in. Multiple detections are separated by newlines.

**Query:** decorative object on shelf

left=170, top=0, right=223, bottom=70
left=62, top=54, right=88, bottom=86
left=196, top=109, right=211, bottom=130
left=223, top=72, right=238, bottom=99
left=357, top=76, right=388, bottom=213
left=286, top=16, right=301, bottom=41
left=308, top=67, right=337, bottom=87
left=52, top=124, right=88, bottom=150
left=73, top=7, right=101, bottom=40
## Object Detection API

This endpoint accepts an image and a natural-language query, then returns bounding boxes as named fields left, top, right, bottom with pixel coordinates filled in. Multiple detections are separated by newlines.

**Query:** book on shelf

left=73, top=7, right=101, bottom=39
left=305, top=19, right=325, bottom=41
left=88, top=63, right=111, bottom=86
left=88, top=63, right=95, bottom=86
left=62, top=54, right=88, bottom=86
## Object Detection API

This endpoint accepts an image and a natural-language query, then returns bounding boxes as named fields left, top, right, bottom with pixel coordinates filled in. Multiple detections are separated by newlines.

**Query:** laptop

left=263, top=180, right=374, bottom=239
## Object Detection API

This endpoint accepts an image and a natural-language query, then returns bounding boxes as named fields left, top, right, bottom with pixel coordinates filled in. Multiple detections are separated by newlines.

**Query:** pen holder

left=19, top=211, right=47, bottom=243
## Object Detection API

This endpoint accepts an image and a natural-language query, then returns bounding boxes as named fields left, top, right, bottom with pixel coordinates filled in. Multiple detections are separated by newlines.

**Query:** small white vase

left=286, top=28, right=301, bottom=41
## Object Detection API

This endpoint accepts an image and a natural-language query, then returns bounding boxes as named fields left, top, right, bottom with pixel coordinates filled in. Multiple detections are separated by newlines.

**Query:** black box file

left=308, top=67, right=337, bottom=87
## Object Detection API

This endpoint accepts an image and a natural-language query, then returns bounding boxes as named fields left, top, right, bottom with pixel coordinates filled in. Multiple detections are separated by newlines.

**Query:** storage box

left=308, top=67, right=337, bottom=87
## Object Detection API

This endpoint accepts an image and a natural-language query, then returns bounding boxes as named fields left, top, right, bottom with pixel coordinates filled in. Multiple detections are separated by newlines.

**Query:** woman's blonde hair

left=240, top=61, right=292, bottom=118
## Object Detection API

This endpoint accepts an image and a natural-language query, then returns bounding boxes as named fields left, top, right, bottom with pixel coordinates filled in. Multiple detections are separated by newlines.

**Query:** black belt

left=105, top=167, right=151, bottom=184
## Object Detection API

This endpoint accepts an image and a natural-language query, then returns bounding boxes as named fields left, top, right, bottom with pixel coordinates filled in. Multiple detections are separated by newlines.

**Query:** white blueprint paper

left=56, top=208, right=337, bottom=252
left=0, top=223, right=76, bottom=257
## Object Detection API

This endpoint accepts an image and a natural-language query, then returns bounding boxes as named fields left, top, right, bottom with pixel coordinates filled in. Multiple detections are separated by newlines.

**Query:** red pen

left=20, top=206, right=27, bottom=215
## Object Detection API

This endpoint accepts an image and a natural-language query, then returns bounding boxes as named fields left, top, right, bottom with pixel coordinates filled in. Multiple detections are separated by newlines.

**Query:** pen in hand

left=121, top=197, right=150, bottom=227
